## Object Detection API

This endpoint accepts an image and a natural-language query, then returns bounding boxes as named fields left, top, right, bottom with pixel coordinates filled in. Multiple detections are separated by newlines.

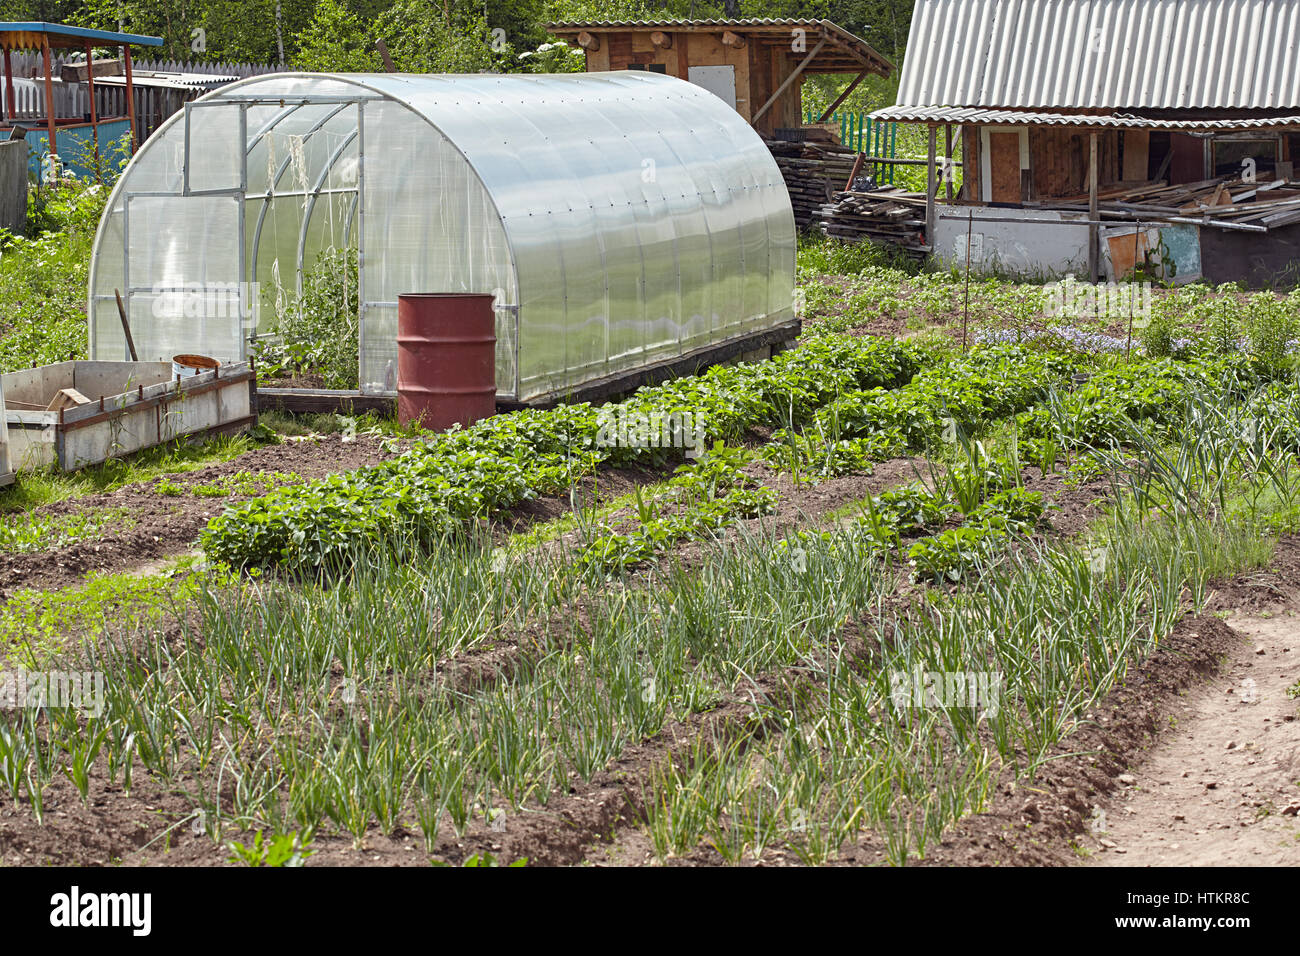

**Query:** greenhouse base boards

left=253, top=320, right=801, bottom=417
left=498, top=319, right=803, bottom=410
left=1, top=360, right=255, bottom=473
left=255, top=388, right=396, bottom=417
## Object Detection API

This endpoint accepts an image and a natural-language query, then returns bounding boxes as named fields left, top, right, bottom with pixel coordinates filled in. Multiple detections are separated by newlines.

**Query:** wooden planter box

left=1, top=360, right=255, bottom=473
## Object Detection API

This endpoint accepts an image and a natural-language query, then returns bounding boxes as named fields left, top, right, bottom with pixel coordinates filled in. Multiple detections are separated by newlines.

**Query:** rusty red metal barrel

left=396, top=293, right=497, bottom=430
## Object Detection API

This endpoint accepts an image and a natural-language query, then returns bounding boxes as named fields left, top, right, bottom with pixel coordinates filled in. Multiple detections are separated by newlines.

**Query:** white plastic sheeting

left=87, top=72, right=796, bottom=400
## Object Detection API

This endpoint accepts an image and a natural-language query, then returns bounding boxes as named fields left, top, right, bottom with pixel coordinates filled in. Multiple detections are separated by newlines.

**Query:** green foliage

left=967, top=487, right=1045, bottom=533
left=203, top=335, right=926, bottom=570
left=817, top=345, right=1079, bottom=450
left=1015, top=356, right=1261, bottom=465
left=290, top=0, right=379, bottom=70
left=515, top=38, right=584, bottom=72
left=0, top=181, right=106, bottom=373
left=0, top=566, right=196, bottom=663
left=226, top=829, right=315, bottom=867
left=254, top=246, right=359, bottom=388
left=906, top=524, right=1005, bottom=583
left=576, top=446, right=777, bottom=575
left=0, top=508, right=133, bottom=554
left=874, top=484, right=951, bottom=533
left=1244, top=291, right=1299, bottom=373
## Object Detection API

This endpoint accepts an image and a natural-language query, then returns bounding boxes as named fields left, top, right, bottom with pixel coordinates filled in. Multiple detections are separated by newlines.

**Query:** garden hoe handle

left=115, top=289, right=139, bottom=362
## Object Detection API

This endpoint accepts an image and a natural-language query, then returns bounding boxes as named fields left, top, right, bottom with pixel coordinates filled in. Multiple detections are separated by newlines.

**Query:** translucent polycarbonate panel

left=359, top=98, right=517, bottom=394
left=301, top=192, right=358, bottom=271
left=367, top=70, right=791, bottom=397
left=88, top=71, right=793, bottom=402
left=605, top=116, right=679, bottom=365
left=360, top=302, right=398, bottom=393
left=121, top=195, right=244, bottom=362
left=185, top=102, right=243, bottom=193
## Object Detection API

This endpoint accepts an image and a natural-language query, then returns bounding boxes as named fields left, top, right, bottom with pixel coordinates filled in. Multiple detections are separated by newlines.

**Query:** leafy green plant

left=0, top=508, right=132, bottom=554
left=203, top=336, right=926, bottom=570
left=226, top=830, right=316, bottom=867
left=907, top=525, right=1004, bottom=583
left=253, top=246, right=360, bottom=388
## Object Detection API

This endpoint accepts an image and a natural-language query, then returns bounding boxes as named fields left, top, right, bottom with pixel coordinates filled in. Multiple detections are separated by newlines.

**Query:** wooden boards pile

left=812, top=187, right=929, bottom=250
left=765, top=138, right=859, bottom=227
left=1051, top=176, right=1300, bottom=231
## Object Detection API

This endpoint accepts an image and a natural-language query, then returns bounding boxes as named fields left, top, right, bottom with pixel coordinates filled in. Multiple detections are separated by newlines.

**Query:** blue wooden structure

left=0, top=22, right=162, bottom=178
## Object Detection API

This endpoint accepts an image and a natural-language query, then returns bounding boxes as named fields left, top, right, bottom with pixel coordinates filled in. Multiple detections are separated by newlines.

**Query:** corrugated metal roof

left=872, top=105, right=1300, bottom=130
left=96, top=71, right=237, bottom=90
left=897, top=0, right=1300, bottom=110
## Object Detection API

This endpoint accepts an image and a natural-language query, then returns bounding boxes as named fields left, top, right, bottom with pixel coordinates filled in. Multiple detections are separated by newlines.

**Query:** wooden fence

left=0, top=53, right=281, bottom=141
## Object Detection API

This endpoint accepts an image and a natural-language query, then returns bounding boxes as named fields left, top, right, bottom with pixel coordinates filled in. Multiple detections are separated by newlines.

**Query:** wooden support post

left=752, top=37, right=826, bottom=125
left=84, top=39, right=100, bottom=171
left=375, top=38, right=396, bottom=72
left=845, top=152, right=864, bottom=191
left=41, top=39, right=57, bottom=158
left=1088, top=130, right=1099, bottom=282
left=2, top=47, right=13, bottom=121
left=817, top=68, right=868, bottom=124
left=926, top=124, right=937, bottom=250
left=944, top=123, right=953, bottom=200
left=123, top=43, right=138, bottom=150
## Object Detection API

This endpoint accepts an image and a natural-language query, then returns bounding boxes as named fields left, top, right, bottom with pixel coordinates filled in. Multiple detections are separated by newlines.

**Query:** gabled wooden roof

left=546, top=19, right=893, bottom=76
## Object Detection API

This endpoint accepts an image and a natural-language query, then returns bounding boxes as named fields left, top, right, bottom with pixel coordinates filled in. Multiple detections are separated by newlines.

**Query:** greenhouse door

left=122, top=100, right=249, bottom=363
left=123, top=194, right=247, bottom=363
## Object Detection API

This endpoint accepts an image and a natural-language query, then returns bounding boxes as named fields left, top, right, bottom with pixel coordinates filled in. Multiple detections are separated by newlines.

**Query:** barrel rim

left=397, top=292, right=497, bottom=300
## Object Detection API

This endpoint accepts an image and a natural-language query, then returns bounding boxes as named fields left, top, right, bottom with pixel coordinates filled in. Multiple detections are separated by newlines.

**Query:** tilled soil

left=1080, top=611, right=1300, bottom=865
left=899, top=535, right=1300, bottom=868
left=0, top=440, right=1256, bottom=868
left=0, top=435, right=400, bottom=596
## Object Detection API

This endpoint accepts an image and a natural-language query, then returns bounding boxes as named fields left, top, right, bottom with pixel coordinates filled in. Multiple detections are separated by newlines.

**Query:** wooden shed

left=867, top=0, right=1300, bottom=287
left=546, top=18, right=892, bottom=137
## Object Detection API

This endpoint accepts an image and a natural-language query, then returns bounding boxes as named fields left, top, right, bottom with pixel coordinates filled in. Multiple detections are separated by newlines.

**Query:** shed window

left=1212, top=136, right=1280, bottom=179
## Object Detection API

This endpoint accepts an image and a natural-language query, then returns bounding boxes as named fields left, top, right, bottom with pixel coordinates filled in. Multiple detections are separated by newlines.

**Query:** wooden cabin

left=546, top=18, right=893, bottom=137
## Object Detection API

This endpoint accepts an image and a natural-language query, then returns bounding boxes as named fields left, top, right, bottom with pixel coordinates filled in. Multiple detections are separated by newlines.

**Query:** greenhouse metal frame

left=88, top=72, right=797, bottom=402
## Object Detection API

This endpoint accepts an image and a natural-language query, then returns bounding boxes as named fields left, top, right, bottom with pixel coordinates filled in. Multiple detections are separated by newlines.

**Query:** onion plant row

left=637, top=380, right=1299, bottom=864
left=2, top=386, right=1288, bottom=860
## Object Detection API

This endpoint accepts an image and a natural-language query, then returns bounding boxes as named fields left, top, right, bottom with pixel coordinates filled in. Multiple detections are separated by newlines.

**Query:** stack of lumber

left=1048, top=176, right=1300, bottom=231
left=812, top=187, right=928, bottom=250
left=765, top=138, right=859, bottom=227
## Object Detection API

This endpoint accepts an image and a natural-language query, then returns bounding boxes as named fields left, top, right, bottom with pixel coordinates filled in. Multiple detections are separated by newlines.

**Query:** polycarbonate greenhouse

left=87, top=72, right=797, bottom=401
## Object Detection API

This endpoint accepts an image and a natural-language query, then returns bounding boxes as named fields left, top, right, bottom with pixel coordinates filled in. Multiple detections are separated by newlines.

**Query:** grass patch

left=0, top=507, right=134, bottom=554
left=0, top=557, right=199, bottom=667
left=0, top=434, right=260, bottom=514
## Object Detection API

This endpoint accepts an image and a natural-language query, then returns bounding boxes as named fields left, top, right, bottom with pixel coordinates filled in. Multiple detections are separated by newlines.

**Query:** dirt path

left=1084, top=611, right=1300, bottom=865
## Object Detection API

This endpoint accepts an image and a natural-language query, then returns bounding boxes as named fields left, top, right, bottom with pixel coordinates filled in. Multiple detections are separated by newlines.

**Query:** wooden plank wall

left=581, top=30, right=801, bottom=134
left=961, top=125, right=979, bottom=200
left=1029, top=127, right=1119, bottom=199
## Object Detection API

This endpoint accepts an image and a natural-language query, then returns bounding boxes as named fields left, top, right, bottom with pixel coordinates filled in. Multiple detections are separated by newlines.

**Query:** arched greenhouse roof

left=89, top=71, right=796, bottom=401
